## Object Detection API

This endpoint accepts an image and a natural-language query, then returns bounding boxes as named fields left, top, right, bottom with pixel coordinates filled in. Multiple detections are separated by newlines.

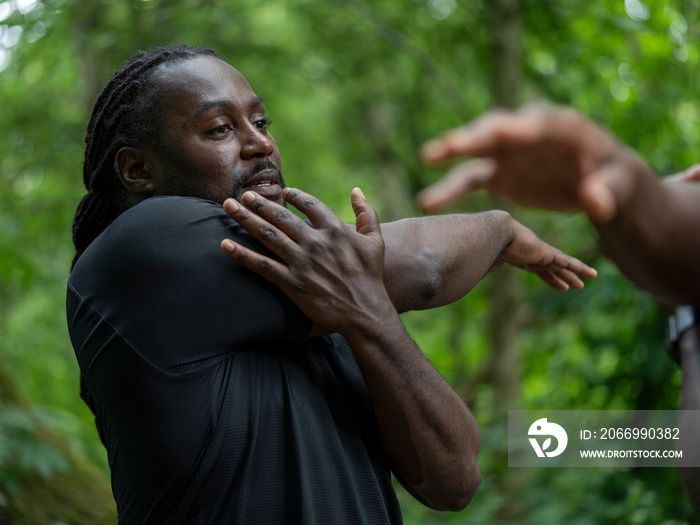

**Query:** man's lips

left=242, top=169, right=282, bottom=198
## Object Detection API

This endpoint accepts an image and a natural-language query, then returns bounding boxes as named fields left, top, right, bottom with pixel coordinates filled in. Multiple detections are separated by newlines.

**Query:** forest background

left=0, top=0, right=698, bottom=523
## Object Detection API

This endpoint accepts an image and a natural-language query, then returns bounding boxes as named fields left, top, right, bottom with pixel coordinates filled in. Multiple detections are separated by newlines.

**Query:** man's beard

left=231, top=159, right=286, bottom=204
left=157, top=158, right=285, bottom=205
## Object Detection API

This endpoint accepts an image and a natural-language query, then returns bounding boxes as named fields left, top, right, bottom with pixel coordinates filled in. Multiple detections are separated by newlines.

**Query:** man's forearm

left=380, top=210, right=513, bottom=313
left=222, top=188, right=482, bottom=510
left=341, top=303, right=481, bottom=511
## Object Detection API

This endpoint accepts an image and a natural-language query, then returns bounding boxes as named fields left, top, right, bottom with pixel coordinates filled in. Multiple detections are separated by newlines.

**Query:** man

left=416, top=104, right=700, bottom=512
left=67, top=45, right=595, bottom=524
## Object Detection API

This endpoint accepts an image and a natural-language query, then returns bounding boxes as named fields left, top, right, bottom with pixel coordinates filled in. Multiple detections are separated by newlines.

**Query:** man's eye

left=255, top=118, right=272, bottom=131
left=208, top=124, right=234, bottom=136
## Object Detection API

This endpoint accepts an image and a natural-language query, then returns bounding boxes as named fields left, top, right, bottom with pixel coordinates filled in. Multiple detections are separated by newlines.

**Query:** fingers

left=544, top=249, right=597, bottom=290
left=419, top=110, right=512, bottom=165
left=351, top=187, right=382, bottom=237
left=506, top=232, right=596, bottom=291
left=419, top=105, right=559, bottom=165
left=532, top=256, right=595, bottom=291
left=282, top=187, right=342, bottom=230
left=222, top=196, right=299, bottom=260
left=521, top=264, right=587, bottom=291
left=550, top=250, right=598, bottom=280
left=221, top=238, right=289, bottom=286
left=555, top=268, right=585, bottom=290
left=417, top=158, right=497, bottom=212
left=526, top=265, right=572, bottom=292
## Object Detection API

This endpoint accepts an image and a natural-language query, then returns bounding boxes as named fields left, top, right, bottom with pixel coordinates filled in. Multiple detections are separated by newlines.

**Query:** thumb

left=351, top=187, right=381, bottom=237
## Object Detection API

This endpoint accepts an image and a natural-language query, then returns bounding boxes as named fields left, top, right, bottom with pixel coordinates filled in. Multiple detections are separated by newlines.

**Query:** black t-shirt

left=67, top=196, right=402, bottom=524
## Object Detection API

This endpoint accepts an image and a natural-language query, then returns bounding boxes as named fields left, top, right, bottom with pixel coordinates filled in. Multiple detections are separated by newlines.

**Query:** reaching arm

left=417, top=104, right=700, bottom=306
left=594, top=165, right=700, bottom=305
left=220, top=188, right=480, bottom=510
left=380, top=212, right=597, bottom=313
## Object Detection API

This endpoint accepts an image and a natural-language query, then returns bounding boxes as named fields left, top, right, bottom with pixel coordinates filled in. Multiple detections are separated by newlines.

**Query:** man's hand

left=221, top=188, right=482, bottom=511
left=493, top=218, right=597, bottom=291
left=221, top=187, right=392, bottom=335
left=416, top=104, right=649, bottom=224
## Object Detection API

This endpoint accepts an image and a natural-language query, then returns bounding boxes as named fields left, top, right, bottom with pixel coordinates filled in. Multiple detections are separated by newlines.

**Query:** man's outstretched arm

left=221, top=188, right=480, bottom=511
left=380, top=211, right=596, bottom=313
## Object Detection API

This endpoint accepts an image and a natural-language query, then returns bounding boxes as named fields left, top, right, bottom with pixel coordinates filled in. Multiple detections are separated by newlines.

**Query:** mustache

left=231, top=160, right=285, bottom=201
left=247, top=159, right=282, bottom=179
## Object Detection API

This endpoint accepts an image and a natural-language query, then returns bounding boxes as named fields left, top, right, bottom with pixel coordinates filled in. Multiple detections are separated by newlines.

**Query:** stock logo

left=528, top=418, right=568, bottom=458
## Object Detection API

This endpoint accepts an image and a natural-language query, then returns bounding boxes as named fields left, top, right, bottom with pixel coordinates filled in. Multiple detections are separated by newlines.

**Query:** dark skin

left=418, top=103, right=700, bottom=512
left=112, top=56, right=596, bottom=510
left=418, top=104, right=700, bottom=306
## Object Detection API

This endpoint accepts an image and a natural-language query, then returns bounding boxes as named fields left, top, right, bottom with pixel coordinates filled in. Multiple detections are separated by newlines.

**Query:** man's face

left=147, top=55, right=285, bottom=205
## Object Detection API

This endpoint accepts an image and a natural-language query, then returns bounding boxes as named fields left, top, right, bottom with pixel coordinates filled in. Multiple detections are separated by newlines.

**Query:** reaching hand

left=493, top=218, right=597, bottom=291
left=221, top=187, right=392, bottom=335
left=417, top=104, right=649, bottom=224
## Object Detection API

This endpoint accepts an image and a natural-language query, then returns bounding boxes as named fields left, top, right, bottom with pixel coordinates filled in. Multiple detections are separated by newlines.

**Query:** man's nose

left=240, top=126, right=274, bottom=159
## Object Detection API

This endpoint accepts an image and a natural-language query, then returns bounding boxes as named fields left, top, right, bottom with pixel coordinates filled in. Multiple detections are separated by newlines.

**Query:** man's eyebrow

left=188, top=96, right=265, bottom=125
left=189, top=100, right=236, bottom=123
left=251, top=95, right=264, bottom=109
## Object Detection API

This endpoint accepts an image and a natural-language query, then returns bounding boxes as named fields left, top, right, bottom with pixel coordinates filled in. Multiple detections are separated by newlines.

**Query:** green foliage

left=1, top=0, right=699, bottom=522
left=0, top=401, right=69, bottom=495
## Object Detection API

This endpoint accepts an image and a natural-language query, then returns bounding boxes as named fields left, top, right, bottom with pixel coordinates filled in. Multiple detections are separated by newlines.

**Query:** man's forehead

left=152, top=55, right=256, bottom=107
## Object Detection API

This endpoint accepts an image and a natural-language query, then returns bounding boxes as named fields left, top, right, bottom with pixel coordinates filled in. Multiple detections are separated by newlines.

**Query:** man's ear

left=115, top=147, right=159, bottom=195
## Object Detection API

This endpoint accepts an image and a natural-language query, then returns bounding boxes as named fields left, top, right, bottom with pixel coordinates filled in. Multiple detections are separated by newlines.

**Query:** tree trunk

left=487, top=0, right=529, bottom=520
left=488, top=0, right=522, bottom=408
left=366, top=101, right=413, bottom=222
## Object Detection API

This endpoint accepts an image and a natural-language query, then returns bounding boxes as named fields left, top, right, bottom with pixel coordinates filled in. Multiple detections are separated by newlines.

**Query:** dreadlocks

left=71, top=43, right=222, bottom=270
left=72, top=44, right=222, bottom=444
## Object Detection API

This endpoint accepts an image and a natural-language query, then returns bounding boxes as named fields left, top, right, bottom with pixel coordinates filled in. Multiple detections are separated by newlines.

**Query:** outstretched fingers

left=417, top=158, right=497, bottom=212
left=550, top=250, right=598, bottom=280
left=523, top=265, right=573, bottom=291
left=538, top=249, right=597, bottom=291
left=419, top=110, right=512, bottom=165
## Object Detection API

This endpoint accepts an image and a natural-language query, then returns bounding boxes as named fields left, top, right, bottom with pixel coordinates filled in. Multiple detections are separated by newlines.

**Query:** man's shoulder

left=70, top=196, right=245, bottom=282
left=116, top=196, right=226, bottom=230
left=93, top=196, right=236, bottom=251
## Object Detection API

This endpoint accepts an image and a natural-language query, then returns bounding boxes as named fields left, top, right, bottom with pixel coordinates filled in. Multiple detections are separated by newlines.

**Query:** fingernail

left=354, top=187, right=366, bottom=199
left=241, top=191, right=256, bottom=203
left=221, top=239, right=235, bottom=253
left=224, top=199, right=239, bottom=212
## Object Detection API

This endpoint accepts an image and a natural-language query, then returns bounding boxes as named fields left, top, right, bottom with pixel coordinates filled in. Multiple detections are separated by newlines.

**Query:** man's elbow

left=421, top=458, right=482, bottom=512
left=442, top=461, right=481, bottom=512
left=408, top=246, right=452, bottom=310
left=386, top=246, right=445, bottom=313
